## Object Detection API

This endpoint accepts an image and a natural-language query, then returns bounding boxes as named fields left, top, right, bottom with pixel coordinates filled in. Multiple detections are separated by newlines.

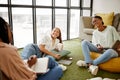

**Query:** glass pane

left=0, top=7, right=8, bottom=22
left=0, top=0, right=7, bottom=4
left=83, top=0, right=91, bottom=7
left=55, top=0, right=67, bottom=7
left=36, top=0, right=52, bottom=6
left=12, top=8, right=33, bottom=48
left=36, top=8, right=52, bottom=44
left=83, top=10, right=90, bottom=16
left=11, top=0, right=32, bottom=5
left=55, top=9, right=67, bottom=40
left=71, top=0, right=79, bottom=7
left=70, top=10, right=80, bottom=39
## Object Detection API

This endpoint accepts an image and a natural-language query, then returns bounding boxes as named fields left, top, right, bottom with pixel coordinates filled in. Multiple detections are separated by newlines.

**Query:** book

left=58, top=60, right=72, bottom=65
left=51, top=49, right=71, bottom=57
left=24, top=57, right=48, bottom=73
left=111, top=40, right=120, bottom=51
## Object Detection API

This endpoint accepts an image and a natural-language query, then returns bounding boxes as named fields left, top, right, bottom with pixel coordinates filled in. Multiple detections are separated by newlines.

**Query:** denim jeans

left=81, top=40, right=118, bottom=65
left=21, top=43, right=42, bottom=59
left=37, top=57, right=63, bottom=80
left=21, top=43, right=63, bottom=80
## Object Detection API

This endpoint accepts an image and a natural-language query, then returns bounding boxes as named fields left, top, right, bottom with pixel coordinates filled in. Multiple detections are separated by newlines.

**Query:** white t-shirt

left=92, top=26, right=120, bottom=48
left=38, top=34, right=60, bottom=51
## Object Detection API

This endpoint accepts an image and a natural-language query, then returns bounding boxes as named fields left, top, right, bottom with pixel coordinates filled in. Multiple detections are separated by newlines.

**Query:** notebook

left=58, top=60, right=72, bottom=65
left=51, top=49, right=71, bottom=57
left=24, top=57, right=48, bottom=73
left=111, top=40, right=120, bottom=51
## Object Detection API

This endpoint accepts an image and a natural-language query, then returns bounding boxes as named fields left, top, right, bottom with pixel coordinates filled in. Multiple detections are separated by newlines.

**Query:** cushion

left=51, top=49, right=71, bottom=57
left=83, top=28, right=95, bottom=35
left=90, top=52, right=120, bottom=73
left=96, top=12, right=114, bottom=26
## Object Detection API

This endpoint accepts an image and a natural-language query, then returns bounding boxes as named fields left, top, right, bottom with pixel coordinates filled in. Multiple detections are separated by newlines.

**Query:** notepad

left=51, top=49, right=71, bottom=57
left=24, top=57, right=48, bottom=73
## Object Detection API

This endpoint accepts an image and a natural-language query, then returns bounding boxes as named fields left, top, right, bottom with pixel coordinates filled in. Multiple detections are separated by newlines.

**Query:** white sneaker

left=59, top=64, right=67, bottom=71
left=103, top=78, right=115, bottom=80
left=76, top=60, right=87, bottom=67
left=86, top=77, right=102, bottom=80
left=89, top=65, right=98, bottom=75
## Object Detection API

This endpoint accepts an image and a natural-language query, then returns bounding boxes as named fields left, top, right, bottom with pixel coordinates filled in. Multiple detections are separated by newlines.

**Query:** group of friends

left=0, top=15, right=120, bottom=80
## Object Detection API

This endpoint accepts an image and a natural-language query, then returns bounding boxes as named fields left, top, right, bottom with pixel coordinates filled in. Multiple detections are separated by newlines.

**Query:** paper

left=24, top=57, right=48, bottom=73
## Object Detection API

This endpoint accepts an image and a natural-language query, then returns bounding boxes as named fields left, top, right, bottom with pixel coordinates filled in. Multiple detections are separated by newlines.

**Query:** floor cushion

left=90, top=52, right=120, bottom=73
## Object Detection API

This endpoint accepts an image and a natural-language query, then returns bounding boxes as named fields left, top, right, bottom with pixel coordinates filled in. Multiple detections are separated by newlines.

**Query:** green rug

left=60, top=38, right=120, bottom=80
left=18, top=38, right=120, bottom=80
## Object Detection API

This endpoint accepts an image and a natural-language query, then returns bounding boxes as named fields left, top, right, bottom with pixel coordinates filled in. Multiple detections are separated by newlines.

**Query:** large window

left=0, top=0, right=93, bottom=48
left=12, top=8, right=33, bottom=48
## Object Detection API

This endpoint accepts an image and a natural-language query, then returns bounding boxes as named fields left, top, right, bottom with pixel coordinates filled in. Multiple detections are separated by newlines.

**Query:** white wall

left=93, top=0, right=120, bottom=15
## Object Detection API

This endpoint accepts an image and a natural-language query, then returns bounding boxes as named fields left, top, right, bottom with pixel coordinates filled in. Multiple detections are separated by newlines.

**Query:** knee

left=106, top=49, right=118, bottom=57
left=81, top=40, right=89, bottom=46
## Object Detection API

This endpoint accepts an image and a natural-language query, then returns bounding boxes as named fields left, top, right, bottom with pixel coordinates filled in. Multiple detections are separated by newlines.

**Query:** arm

left=39, top=44, right=61, bottom=59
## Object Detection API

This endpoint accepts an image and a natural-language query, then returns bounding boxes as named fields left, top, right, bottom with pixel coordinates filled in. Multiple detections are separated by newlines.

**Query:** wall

left=93, top=0, right=120, bottom=15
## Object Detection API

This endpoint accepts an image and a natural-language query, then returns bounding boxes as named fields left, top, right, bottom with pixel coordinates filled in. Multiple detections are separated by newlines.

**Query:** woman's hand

left=96, top=44, right=104, bottom=51
left=27, top=55, right=37, bottom=68
left=54, top=54, right=61, bottom=60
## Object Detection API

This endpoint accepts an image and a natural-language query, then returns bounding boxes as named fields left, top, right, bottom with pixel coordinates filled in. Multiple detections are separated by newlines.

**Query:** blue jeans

left=81, top=40, right=118, bottom=65
left=21, top=43, right=42, bottom=59
left=21, top=43, right=55, bottom=60
left=37, top=57, right=63, bottom=80
left=21, top=43, right=63, bottom=80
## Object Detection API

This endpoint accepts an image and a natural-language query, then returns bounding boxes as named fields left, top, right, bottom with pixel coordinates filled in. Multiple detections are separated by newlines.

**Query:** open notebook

left=24, top=57, right=48, bottom=73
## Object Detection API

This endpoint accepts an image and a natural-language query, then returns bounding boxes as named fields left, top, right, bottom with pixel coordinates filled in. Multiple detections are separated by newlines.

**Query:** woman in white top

left=21, top=27, right=63, bottom=60
left=76, top=16, right=120, bottom=75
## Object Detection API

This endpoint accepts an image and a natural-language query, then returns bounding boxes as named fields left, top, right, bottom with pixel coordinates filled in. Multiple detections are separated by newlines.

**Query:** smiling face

left=92, top=17, right=103, bottom=27
left=51, top=27, right=61, bottom=39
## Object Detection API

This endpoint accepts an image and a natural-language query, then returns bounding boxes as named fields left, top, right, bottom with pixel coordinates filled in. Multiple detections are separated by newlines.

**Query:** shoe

left=59, top=64, right=67, bottom=71
left=103, top=78, right=115, bottom=80
left=76, top=60, right=87, bottom=67
left=89, top=65, right=98, bottom=75
left=86, top=77, right=102, bottom=80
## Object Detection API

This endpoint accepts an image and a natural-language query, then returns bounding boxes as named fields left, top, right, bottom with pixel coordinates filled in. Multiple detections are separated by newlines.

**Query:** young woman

left=0, top=17, right=63, bottom=80
left=21, top=27, right=67, bottom=71
left=21, top=27, right=63, bottom=60
left=76, top=16, right=120, bottom=75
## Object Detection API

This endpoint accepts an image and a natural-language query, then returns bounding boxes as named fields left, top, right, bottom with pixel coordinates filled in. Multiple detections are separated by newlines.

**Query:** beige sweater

left=0, top=42, right=36, bottom=80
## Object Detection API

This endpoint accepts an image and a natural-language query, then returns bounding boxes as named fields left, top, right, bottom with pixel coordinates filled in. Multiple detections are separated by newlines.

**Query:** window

left=0, top=7, right=8, bottom=22
left=11, top=0, right=32, bottom=5
left=36, top=8, right=52, bottom=44
left=70, top=10, right=80, bottom=38
left=36, top=0, right=52, bottom=6
left=12, top=8, right=33, bottom=48
left=0, top=0, right=93, bottom=48
left=55, top=9, right=67, bottom=40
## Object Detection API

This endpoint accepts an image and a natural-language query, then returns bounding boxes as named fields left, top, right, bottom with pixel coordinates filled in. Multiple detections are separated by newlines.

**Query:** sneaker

left=76, top=60, right=87, bottom=67
left=59, top=64, right=67, bottom=71
left=86, top=77, right=102, bottom=80
left=103, top=78, right=115, bottom=80
left=89, top=65, right=98, bottom=75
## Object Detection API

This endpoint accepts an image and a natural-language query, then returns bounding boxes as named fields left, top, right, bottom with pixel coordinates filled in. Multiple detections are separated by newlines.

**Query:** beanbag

left=90, top=52, right=120, bottom=73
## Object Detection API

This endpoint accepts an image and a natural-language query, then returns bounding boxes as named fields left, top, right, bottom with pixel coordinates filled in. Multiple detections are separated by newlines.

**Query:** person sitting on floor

left=76, top=16, right=120, bottom=75
left=0, top=16, right=63, bottom=80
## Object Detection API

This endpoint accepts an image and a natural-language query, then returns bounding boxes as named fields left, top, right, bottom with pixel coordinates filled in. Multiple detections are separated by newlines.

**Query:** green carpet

left=60, top=38, right=120, bottom=80
left=18, top=38, right=120, bottom=80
